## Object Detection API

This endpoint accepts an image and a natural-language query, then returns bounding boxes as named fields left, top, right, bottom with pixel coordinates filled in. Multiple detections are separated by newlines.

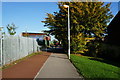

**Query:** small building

left=22, top=32, right=46, bottom=40
left=22, top=32, right=51, bottom=46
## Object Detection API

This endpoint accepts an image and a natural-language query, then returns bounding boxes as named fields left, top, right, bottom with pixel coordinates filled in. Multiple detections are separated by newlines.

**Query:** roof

left=107, top=11, right=120, bottom=31
left=22, top=32, right=47, bottom=36
left=106, top=11, right=120, bottom=45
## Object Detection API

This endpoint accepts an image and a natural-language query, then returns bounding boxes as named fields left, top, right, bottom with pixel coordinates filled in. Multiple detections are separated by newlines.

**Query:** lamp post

left=63, top=5, right=70, bottom=59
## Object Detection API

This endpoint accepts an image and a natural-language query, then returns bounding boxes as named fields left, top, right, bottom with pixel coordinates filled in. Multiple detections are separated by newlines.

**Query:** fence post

left=18, top=36, right=20, bottom=59
left=33, top=39, right=34, bottom=53
left=0, top=38, right=2, bottom=67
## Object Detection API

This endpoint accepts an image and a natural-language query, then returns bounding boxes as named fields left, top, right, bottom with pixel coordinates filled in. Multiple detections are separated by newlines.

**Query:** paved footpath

left=34, top=53, right=83, bottom=79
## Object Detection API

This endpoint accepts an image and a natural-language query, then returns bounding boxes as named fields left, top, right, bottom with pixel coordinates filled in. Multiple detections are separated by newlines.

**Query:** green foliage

left=0, top=27, right=3, bottom=31
left=98, top=43, right=120, bottom=61
left=70, top=54, right=120, bottom=79
left=86, top=41, right=101, bottom=57
left=6, top=23, right=17, bottom=35
left=71, top=33, right=88, bottom=53
left=36, top=39, right=44, bottom=46
left=86, top=41, right=120, bottom=61
left=42, top=1, right=113, bottom=52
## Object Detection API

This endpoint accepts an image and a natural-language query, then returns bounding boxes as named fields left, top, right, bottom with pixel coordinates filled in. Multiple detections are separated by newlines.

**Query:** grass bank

left=70, top=54, right=120, bottom=79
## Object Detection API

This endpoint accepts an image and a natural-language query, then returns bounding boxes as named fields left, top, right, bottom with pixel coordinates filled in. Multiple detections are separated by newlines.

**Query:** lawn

left=70, top=54, right=120, bottom=79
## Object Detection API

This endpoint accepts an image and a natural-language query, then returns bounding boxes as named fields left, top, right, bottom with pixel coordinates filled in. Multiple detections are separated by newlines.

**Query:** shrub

left=86, top=41, right=101, bottom=57
left=98, top=43, right=120, bottom=61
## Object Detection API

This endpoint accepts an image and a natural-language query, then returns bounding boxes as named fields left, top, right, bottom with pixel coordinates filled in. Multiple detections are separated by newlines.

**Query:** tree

left=0, top=27, right=5, bottom=38
left=6, top=23, right=17, bottom=35
left=42, top=1, right=113, bottom=53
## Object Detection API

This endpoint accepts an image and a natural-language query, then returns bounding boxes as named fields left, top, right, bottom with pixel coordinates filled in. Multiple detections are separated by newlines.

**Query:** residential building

left=106, top=11, right=120, bottom=46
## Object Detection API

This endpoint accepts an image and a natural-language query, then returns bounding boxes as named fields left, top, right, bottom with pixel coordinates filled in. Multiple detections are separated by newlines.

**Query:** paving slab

left=34, top=53, right=83, bottom=79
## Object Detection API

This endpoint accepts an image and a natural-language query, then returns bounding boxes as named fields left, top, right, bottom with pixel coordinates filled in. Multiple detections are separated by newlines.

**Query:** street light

left=63, top=5, right=70, bottom=59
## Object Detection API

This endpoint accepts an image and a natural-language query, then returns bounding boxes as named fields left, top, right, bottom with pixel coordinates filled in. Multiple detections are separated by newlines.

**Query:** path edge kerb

left=69, top=57, right=84, bottom=78
left=33, top=52, right=52, bottom=80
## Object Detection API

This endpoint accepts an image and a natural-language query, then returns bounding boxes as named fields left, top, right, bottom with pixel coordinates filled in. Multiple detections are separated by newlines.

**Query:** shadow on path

left=41, top=47, right=68, bottom=60
left=41, top=47, right=65, bottom=54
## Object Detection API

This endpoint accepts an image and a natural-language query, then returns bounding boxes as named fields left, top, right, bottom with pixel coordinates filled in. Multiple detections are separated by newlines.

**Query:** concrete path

left=34, top=53, right=83, bottom=79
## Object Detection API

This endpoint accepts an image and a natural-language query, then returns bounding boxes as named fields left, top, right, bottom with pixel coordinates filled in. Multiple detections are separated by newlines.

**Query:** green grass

left=1, top=52, right=42, bottom=70
left=70, top=54, right=120, bottom=79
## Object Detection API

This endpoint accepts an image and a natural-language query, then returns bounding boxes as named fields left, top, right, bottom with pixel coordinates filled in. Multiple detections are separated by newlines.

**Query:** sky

left=1, top=0, right=120, bottom=2
left=0, top=1, right=119, bottom=40
left=0, top=1, right=2, bottom=27
left=2, top=2, right=59, bottom=34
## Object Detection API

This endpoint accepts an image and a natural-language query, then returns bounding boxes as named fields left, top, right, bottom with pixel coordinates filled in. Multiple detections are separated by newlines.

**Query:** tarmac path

left=2, top=52, right=51, bottom=80
left=2, top=48, right=84, bottom=80
left=34, top=53, right=83, bottom=79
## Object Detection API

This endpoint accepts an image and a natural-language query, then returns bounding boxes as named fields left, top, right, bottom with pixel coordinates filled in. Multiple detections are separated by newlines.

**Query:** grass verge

left=1, top=52, right=42, bottom=70
left=70, top=54, right=120, bottom=79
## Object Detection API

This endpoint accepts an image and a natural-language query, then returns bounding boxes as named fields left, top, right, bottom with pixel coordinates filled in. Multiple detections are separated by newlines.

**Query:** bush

left=86, top=41, right=120, bottom=61
left=98, top=43, right=120, bottom=61
left=86, top=41, right=100, bottom=57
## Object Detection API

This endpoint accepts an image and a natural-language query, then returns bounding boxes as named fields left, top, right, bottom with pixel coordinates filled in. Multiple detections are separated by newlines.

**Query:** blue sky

left=2, top=2, right=59, bottom=35
left=1, top=0, right=120, bottom=2
left=0, top=1, right=2, bottom=26
left=1, top=2, right=119, bottom=40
